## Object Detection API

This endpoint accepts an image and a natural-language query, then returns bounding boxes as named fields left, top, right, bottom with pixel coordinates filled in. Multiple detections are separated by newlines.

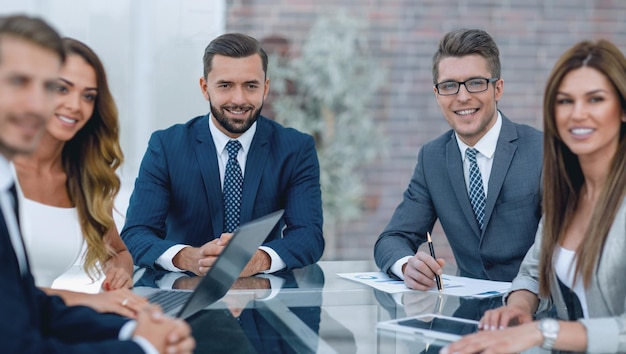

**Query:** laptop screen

left=176, top=209, right=284, bottom=318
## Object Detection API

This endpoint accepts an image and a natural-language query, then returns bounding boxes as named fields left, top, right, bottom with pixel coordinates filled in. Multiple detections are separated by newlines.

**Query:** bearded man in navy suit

left=122, top=33, right=323, bottom=277
left=0, top=14, right=193, bottom=353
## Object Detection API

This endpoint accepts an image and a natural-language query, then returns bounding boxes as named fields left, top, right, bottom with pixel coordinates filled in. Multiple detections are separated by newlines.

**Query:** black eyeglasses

left=434, top=77, right=499, bottom=96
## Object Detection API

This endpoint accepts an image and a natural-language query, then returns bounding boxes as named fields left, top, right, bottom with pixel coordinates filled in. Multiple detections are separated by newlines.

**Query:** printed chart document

left=337, top=272, right=511, bottom=298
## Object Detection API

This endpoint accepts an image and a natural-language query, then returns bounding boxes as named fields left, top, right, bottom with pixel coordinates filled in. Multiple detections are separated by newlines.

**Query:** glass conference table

left=57, top=260, right=543, bottom=354
left=129, top=260, right=516, bottom=354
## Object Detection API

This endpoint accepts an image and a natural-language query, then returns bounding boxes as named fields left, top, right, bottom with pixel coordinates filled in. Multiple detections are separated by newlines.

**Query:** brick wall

left=225, top=0, right=626, bottom=265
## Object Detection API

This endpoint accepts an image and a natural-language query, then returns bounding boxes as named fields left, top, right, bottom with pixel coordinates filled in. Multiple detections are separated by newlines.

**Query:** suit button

left=484, top=262, right=493, bottom=269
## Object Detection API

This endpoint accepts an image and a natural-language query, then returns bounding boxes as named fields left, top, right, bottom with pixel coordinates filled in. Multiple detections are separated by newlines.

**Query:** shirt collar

left=456, top=111, right=502, bottom=159
left=0, top=154, right=13, bottom=191
left=208, top=113, right=257, bottom=155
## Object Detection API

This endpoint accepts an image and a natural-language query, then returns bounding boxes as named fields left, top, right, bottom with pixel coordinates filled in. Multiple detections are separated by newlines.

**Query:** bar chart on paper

left=337, top=272, right=511, bottom=298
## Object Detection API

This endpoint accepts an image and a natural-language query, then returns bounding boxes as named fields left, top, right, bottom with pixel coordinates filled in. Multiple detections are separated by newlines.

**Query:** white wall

left=0, top=0, right=225, bottom=226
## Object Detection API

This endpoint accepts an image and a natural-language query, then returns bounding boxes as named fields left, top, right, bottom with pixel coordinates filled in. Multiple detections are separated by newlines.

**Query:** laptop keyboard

left=147, top=290, right=193, bottom=314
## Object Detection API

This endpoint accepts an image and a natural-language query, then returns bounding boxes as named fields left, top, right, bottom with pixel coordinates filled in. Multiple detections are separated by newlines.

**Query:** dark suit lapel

left=194, top=115, right=224, bottom=238
left=241, top=118, right=271, bottom=222
left=446, top=134, right=482, bottom=237
left=0, top=206, right=37, bottom=320
left=0, top=211, right=23, bottom=278
left=482, top=116, right=517, bottom=231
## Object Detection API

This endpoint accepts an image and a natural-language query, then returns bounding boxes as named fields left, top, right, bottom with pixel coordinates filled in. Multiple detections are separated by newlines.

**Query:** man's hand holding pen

left=427, top=232, right=444, bottom=292
left=401, top=250, right=446, bottom=291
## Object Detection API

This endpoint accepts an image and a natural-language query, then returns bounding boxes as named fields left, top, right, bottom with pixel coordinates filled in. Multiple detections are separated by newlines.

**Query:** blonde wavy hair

left=61, top=38, right=124, bottom=279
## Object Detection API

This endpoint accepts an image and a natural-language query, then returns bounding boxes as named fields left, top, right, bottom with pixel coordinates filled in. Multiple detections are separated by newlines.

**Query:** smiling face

left=47, top=54, right=97, bottom=142
left=555, top=66, right=625, bottom=163
left=200, top=54, right=269, bottom=138
left=0, top=36, right=61, bottom=159
left=434, top=54, right=503, bottom=147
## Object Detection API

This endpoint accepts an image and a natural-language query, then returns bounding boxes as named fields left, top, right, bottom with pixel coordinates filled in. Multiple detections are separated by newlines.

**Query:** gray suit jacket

left=374, top=113, right=543, bottom=281
left=510, top=199, right=626, bottom=353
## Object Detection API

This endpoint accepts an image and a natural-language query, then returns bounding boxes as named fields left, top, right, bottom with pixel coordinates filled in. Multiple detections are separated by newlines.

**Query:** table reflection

left=374, top=288, right=503, bottom=321
left=134, top=265, right=326, bottom=353
left=374, top=288, right=504, bottom=354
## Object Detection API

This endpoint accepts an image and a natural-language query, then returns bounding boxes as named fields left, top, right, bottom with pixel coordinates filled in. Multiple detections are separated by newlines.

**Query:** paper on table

left=337, top=272, right=511, bottom=298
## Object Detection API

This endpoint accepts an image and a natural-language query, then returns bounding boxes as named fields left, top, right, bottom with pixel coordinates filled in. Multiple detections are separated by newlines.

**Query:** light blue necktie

left=466, top=148, right=486, bottom=230
left=223, top=140, right=243, bottom=233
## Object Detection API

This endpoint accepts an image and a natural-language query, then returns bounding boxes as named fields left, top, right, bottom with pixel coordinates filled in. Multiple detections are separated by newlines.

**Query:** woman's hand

left=440, top=321, right=542, bottom=354
left=479, top=304, right=533, bottom=330
left=86, top=288, right=149, bottom=318
left=102, top=266, right=133, bottom=290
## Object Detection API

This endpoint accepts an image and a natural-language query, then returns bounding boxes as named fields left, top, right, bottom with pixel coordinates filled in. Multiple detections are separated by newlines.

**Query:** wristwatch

left=537, top=318, right=560, bottom=350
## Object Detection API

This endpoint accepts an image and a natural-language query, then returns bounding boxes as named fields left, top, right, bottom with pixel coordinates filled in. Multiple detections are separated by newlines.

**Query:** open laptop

left=134, top=209, right=284, bottom=319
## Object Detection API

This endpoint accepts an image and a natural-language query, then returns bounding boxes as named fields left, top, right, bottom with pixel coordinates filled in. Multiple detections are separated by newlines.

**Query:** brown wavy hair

left=540, top=39, right=626, bottom=296
left=61, top=38, right=124, bottom=279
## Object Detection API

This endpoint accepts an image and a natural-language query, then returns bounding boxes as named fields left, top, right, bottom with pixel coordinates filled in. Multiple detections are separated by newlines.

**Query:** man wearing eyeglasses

left=375, top=28, right=543, bottom=291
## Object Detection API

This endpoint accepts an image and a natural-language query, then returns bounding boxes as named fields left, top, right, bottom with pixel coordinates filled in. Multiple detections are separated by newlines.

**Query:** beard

left=210, top=102, right=263, bottom=136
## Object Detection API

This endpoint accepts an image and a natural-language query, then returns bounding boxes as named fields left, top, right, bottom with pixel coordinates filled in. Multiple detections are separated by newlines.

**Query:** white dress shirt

left=455, top=112, right=502, bottom=197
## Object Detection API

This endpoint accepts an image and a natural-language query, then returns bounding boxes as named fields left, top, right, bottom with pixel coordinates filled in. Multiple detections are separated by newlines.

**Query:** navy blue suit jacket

left=0, top=204, right=142, bottom=352
left=374, top=114, right=543, bottom=281
left=122, top=115, right=324, bottom=270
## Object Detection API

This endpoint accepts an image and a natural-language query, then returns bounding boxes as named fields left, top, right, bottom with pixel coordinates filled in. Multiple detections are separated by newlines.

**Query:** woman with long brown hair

left=443, top=39, right=626, bottom=353
left=13, top=37, right=145, bottom=318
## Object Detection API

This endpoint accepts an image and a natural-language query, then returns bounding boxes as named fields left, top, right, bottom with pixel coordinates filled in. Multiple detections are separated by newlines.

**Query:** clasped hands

left=133, top=303, right=195, bottom=354
left=173, top=233, right=271, bottom=277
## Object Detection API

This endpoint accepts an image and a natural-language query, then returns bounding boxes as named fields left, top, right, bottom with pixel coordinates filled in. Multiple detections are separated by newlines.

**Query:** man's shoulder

left=513, top=122, right=542, bottom=137
left=150, top=115, right=207, bottom=141
left=257, top=116, right=314, bottom=143
left=421, top=129, right=455, bottom=153
left=502, top=115, right=543, bottom=141
left=159, top=115, right=207, bottom=133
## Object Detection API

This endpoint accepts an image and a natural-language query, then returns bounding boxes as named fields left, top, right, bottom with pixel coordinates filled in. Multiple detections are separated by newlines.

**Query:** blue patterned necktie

left=466, top=148, right=486, bottom=231
left=223, top=140, right=243, bottom=233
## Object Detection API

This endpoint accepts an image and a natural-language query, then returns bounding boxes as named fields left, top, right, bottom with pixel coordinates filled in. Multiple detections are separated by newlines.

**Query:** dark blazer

left=374, top=114, right=542, bottom=281
left=122, top=115, right=324, bottom=270
left=0, top=205, right=141, bottom=353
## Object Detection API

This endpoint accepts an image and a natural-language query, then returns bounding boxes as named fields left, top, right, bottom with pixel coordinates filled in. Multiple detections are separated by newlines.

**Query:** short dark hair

left=202, top=33, right=268, bottom=78
left=0, top=14, right=64, bottom=63
left=432, top=28, right=500, bottom=84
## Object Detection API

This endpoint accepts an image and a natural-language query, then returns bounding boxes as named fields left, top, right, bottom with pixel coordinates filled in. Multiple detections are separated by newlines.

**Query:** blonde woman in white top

left=13, top=38, right=145, bottom=318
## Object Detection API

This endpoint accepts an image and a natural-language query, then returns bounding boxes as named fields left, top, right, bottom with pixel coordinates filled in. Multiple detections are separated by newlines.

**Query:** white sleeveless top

left=11, top=165, right=84, bottom=287
left=554, top=246, right=589, bottom=318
